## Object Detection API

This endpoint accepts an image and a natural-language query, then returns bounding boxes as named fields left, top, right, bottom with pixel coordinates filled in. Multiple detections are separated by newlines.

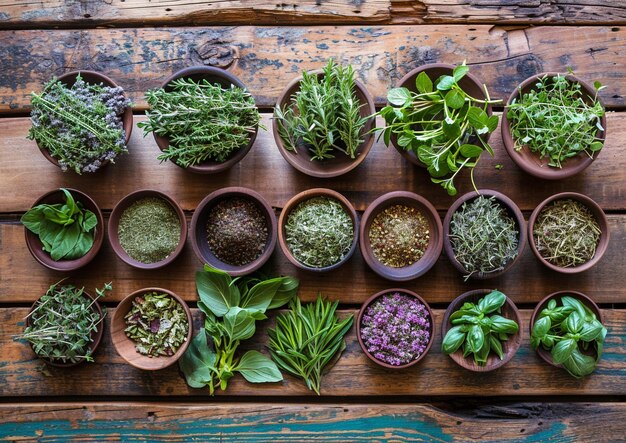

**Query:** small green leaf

left=467, top=324, right=484, bottom=353
left=489, top=315, right=519, bottom=334
left=179, top=331, right=216, bottom=389
left=224, top=307, right=256, bottom=341
left=552, top=338, right=577, bottom=364
left=442, top=325, right=466, bottom=355
left=531, top=316, right=551, bottom=346
left=237, top=350, right=283, bottom=383
left=445, top=90, right=465, bottom=109
left=459, top=144, right=483, bottom=158
left=489, top=334, right=504, bottom=360
left=562, top=348, right=596, bottom=378
left=443, top=120, right=461, bottom=139
left=453, top=63, right=469, bottom=82
left=566, top=311, right=583, bottom=333
left=196, top=266, right=240, bottom=317
left=397, top=132, right=414, bottom=148
left=387, top=87, right=411, bottom=106
left=415, top=71, right=433, bottom=94
left=436, top=75, right=456, bottom=91
left=477, top=290, right=506, bottom=314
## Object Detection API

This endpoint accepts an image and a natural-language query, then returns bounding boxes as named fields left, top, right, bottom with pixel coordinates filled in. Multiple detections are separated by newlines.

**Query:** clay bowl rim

left=442, top=189, right=527, bottom=280
left=111, top=287, right=193, bottom=371
left=441, top=289, right=522, bottom=372
left=153, top=66, right=258, bottom=174
left=359, top=190, right=443, bottom=281
left=529, top=290, right=603, bottom=369
left=108, top=189, right=188, bottom=270
left=38, top=70, right=133, bottom=169
left=272, top=69, right=376, bottom=178
left=189, top=186, right=278, bottom=276
left=278, top=188, right=359, bottom=272
left=26, top=285, right=105, bottom=368
left=528, top=192, right=609, bottom=274
left=391, top=63, right=494, bottom=167
left=24, top=188, right=105, bottom=272
left=356, top=288, right=435, bottom=370
left=501, top=71, right=607, bottom=180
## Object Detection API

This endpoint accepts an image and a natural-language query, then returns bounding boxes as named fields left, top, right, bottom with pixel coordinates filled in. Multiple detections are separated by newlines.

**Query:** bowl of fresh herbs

left=442, top=289, right=521, bottom=372
left=22, top=188, right=105, bottom=271
left=502, top=72, right=606, bottom=179
left=139, top=66, right=261, bottom=174
left=273, top=59, right=376, bottom=178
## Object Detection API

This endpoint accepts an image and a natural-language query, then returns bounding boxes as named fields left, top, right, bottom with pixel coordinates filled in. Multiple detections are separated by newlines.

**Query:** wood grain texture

left=1, top=402, right=625, bottom=442
left=0, top=25, right=624, bottom=112
left=1, top=308, right=624, bottom=397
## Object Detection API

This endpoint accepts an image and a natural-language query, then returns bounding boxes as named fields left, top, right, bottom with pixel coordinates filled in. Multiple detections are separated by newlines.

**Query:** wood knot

left=191, top=41, right=237, bottom=68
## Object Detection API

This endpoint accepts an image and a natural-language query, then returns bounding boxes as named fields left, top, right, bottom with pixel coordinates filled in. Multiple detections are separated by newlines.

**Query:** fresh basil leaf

left=179, top=331, right=216, bottom=389
left=387, top=87, right=411, bottom=106
left=267, top=276, right=299, bottom=310
left=551, top=338, right=577, bottom=364
left=42, top=205, right=73, bottom=226
left=478, top=290, right=506, bottom=314
left=451, top=314, right=480, bottom=325
left=224, top=307, right=256, bottom=341
left=548, top=299, right=557, bottom=310
left=561, top=296, right=586, bottom=319
left=21, top=207, right=46, bottom=234
left=240, top=278, right=282, bottom=313
left=81, top=210, right=98, bottom=232
left=64, top=230, right=94, bottom=260
left=38, top=218, right=64, bottom=254
left=474, top=335, right=491, bottom=365
left=579, top=320, right=603, bottom=342
left=196, top=266, right=240, bottom=317
left=562, top=348, right=596, bottom=378
left=566, top=311, right=583, bottom=333
left=436, top=75, right=456, bottom=91
left=60, top=189, right=78, bottom=216
left=489, top=334, right=504, bottom=360
left=51, top=220, right=81, bottom=261
left=415, top=71, right=433, bottom=94
left=489, top=315, right=519, bottom=334
left=467, top=324, right=484, bottom=353
left=531, top=316, right=551, bottom=344
left=442, top=325, right=466, bottom=355
left=237, top=350, right=283, bottom=383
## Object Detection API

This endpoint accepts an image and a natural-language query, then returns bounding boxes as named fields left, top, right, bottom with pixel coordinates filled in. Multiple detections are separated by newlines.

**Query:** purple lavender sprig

left=360, top=292, right=431, bottom=366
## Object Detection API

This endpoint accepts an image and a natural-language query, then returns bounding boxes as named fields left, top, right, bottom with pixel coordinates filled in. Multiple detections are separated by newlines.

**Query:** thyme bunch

left=139, top=78, right=262, bottom=167
left=274, top=59, right=368, bottom=161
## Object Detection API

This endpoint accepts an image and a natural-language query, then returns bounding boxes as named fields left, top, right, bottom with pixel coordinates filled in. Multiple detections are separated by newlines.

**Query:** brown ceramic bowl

left=190, top=187, right=277, bottom=276
left=26, top=285, right=104, bottom=368
left=528, top=192, right=609, bottom=273
left=357, top=289, right=435, bottom=369
left=360, top=191, right=442, bottom=281
left=24, top=188, right=105, bottom=272
left=272, top=71, right=375, bottom=178
left=502, top=72, right=606, bottom=179
left=442, top=289, right=522, bottom=372
left=108, top=190, right=187, bottom=270
left=153, top=66, right=258, bottom=174
left=443, top=190, right=526, bottom=280
left=111, top=287, right=193, bottom=371
left=278, top=188, right=358, bottom=272
left=38, top=70, right=133, bottom=170
left=391, top=63, right=494, bottom=167
left=530, top=291, right=603, bottom=369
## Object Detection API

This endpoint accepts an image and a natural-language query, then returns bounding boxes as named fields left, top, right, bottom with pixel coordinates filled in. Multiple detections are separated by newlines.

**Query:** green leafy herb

left=375, top=62, right=500, bottom=195
left=530, top=295, right=607, bottom=378
left=442, top=290, right=519, bottom=366
left=14, top=281, right=111, bottom=364
left=179, top=265, right=299, bottom=394
left=139, top=78, right=262, bottom=167
left=21, top=188, right=98, bottom=261
left=267, top=296, right=353, bottom=395
left=506, top=73, right=605, bottom=168
left=274, top=59, right=369, bottom=161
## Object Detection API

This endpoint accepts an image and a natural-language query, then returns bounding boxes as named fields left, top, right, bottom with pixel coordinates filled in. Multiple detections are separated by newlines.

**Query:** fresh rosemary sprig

left=139, top=78, right=262, bottom=167
left=267, top=296, right=353, bottom=395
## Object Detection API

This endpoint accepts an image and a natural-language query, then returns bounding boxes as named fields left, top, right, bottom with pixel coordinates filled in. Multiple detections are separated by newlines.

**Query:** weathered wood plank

left=1, top=308, right=624, bottom=397
left=1, top=113, right=625, bottom=214
left=0, top=25, right=624, bottom=112
left=1, top=402, right=625, bottom=442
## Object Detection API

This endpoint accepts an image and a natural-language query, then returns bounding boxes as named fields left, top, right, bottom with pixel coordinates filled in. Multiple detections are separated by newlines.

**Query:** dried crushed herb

left=206, top=198, right=269, bottom=266
left=449, top=196, right=519, bottom=279
left=118, top=197, right=181, bottom=264
left=533, top=199, right=601, bottom=267
left=368, top=205, right=430, bottom=268
left=124, top=292, right=189, bottom=357
left=285, top=196, right=354, bottom=268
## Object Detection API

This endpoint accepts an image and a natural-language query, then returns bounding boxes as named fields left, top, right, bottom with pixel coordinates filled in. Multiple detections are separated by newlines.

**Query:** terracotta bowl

left=24, top=188, right=105, bottom=272
left=278, top=188, right=358, bottom=272
left=190, top=187, right=277, bottom=276
left=360, top=191, right=442, bottom=281
left=153, top=66, right=258, bottom=174
left=501, top=72, right=606, bottom=180
left=357, top=289, right=435, bottom=369
left=528, top=192, right=609, bottom=274
left=272, top=71, right=376, bottom=178
left=391, top=63, right=493, bottom=167
left=530, top=291, right=603, bottom=369
left=111, top=287, right=193, bottom=371
left=443, top=189, right=526, bottom=280
left=108, top=190, right=187, bottom=270
left=38, top=70, right=133, bottom=170
left=442, top=289, right=522, bottom=372
left=26, top=287, right=104, bottom=368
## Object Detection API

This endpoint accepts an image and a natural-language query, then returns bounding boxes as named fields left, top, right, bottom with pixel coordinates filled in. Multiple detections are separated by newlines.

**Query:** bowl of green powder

left=108, top=190, right=187, bottom=269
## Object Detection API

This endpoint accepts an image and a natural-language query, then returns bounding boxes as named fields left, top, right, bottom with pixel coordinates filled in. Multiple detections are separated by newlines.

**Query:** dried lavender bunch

left=28, top=74, right=131, bottom=174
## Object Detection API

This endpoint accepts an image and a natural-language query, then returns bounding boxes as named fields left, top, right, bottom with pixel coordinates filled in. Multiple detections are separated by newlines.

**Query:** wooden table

left=1, top=2, right=625, bottom=441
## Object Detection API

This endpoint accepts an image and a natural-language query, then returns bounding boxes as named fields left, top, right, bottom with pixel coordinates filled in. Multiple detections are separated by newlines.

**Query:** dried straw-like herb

left=285, top=196, right=354, bottom=268
left=449, top=196, right=519, bottom=279
left=533, top=199, right=600, bottom=267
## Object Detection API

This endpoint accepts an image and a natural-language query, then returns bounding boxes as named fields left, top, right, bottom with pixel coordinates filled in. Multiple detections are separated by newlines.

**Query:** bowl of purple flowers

left=357, top=289, right=434, bottom=369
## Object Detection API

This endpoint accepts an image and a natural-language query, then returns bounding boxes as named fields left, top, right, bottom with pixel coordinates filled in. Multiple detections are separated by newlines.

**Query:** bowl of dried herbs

left=528, top=192, right=609, bottom=273
left=111, top=288, right=192, bottom=370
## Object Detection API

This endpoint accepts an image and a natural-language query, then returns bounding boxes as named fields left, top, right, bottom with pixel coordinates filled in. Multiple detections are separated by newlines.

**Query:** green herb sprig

left=267, top=296, right=353, bottom=395
left=531, top=295, right=607, bottom=378
left=375, top=62, right=500, bottom=195
left=442, top=290, right=519, bottom=366
left=21, top=188, right=98, bottom=261
left=179, top=266, right=299, bottom=395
